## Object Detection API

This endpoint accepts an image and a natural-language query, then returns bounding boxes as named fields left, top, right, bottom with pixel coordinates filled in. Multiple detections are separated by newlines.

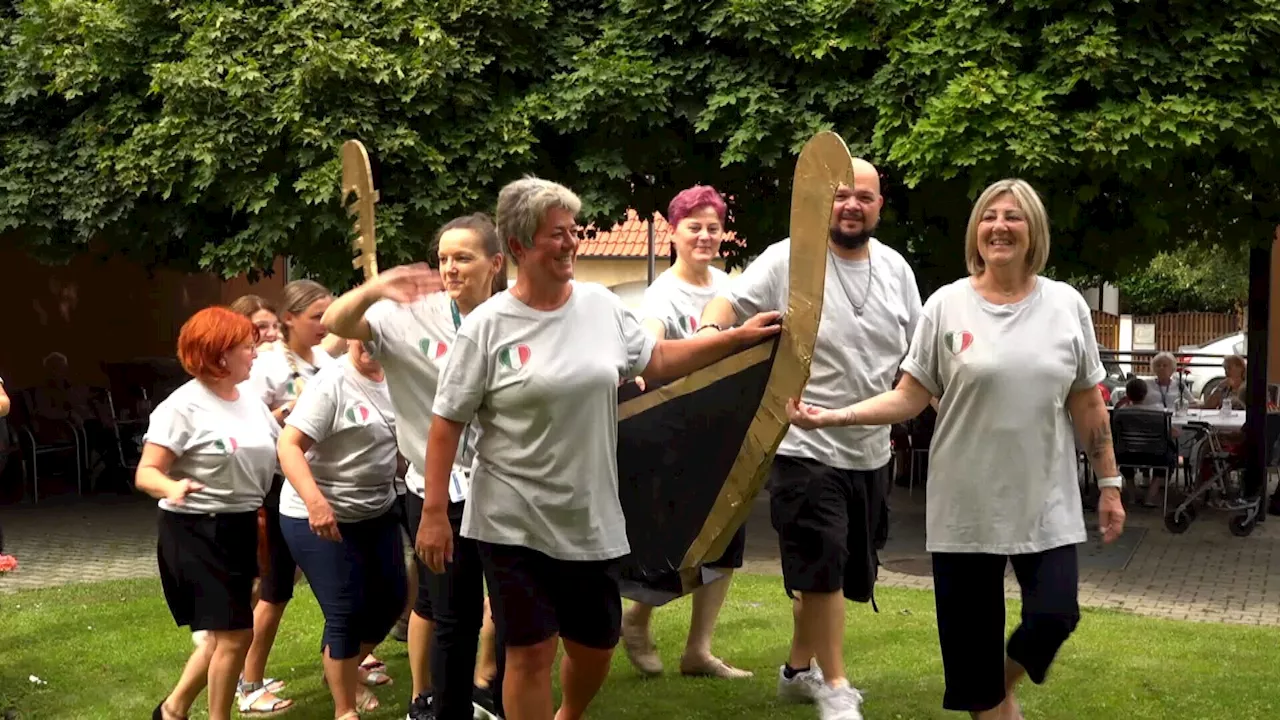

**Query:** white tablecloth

left=1169, top=408, right=1246, bottom=430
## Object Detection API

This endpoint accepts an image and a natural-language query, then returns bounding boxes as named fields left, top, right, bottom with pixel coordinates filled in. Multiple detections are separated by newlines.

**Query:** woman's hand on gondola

left=786, top=398, right=849, bottom=430
left=416, top=509, right=454, bottom=574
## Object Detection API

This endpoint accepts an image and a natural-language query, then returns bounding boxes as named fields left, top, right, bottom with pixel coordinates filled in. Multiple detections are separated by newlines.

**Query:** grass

left=0, top=573, right=1277, bottom=719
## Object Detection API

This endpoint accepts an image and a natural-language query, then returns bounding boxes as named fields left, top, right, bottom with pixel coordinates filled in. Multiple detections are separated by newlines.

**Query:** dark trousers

left=280, top=510, right=407, bottom=660
left=428, top=502, right=506, bottom=720
left=931, top=543, right=1081, bottom=712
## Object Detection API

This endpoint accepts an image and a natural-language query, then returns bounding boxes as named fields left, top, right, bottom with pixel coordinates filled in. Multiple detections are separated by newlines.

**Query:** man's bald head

left=830, top=158, right=884, bottom=252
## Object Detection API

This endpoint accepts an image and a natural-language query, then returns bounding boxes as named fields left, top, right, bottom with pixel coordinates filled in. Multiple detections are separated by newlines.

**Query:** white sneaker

left=777, top=662, right=825, bottom=704
left=817, top=680, right=865, bottom=720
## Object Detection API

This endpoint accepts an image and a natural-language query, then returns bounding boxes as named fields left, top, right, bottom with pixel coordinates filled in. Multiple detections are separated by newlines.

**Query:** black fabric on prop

left=615, top=336, right=779, bottom=606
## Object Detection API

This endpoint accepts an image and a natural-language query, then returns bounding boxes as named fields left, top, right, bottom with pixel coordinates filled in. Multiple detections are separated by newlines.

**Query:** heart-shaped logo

left=944, top=331, right=973, bottom=355
left=419, top=339, right=448, bottom=360
left=345, top=404, right=370, bottom=424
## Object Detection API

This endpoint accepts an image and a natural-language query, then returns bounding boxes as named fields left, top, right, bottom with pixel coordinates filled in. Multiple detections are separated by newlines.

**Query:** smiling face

left=975, top=192, right=1031, bottom=271
left=439, top=228, right=502, bottom=310
left=672, top=206, right=724, bottom=267
left=284, top=297, right=332, bottom=349
left=510, top=206, right=578, bottom=287
left=249, top=309, right=280, bottom=346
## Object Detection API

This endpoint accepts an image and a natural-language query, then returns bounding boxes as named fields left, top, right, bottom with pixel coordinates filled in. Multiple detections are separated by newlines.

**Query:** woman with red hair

left=136, top=307, right=281, bottom=720
left=620, top=185, right=751, bottom=680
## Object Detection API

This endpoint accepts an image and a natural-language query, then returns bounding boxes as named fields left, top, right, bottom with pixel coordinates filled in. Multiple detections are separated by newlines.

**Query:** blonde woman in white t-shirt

left=136, top=307, right=281, bottom=720
left=621, top=184, right=750, bottom=681
left=786, top=179, right=1126, bottom=720
left=323, top=213, right=508, bottom=720
left=240, top=278, right=342, bottom=713
left=277, top=339, right=407, bottom=719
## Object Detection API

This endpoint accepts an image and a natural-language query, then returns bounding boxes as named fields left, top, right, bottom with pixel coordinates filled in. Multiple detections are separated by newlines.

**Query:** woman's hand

left=786, top=398, right=850, bottom=430
left=730, top=311, right=783, bottom=347
left=164, top=478, right=206, bottom=506
left=372, top=263, right=443, bottom=304
left=306, top=496, right=342, bottom=542
left=415, top=510, right=454, bottom=574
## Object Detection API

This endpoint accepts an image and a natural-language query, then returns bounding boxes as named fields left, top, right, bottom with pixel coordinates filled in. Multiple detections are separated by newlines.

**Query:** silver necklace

left=830, top=248, right=874, bottom=316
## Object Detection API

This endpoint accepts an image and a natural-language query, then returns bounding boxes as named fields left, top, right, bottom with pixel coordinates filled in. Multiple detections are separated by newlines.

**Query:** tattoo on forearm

left=1087, top=422, right=1114, bottom=464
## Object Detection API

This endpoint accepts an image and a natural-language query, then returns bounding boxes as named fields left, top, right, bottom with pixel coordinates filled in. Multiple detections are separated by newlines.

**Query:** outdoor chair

left=9, top=387, right=82, bottom=502
left=1111, top=408, right=1178, bottom=512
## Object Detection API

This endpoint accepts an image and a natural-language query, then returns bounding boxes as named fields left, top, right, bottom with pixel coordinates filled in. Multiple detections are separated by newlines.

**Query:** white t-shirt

left=248, top=343, right=337, bottom=410
left=279, top=359, right=398, bottom=523
left=640, top=267, right=731, bottom=339
left=1141, top=378, right=1192, bottom=410
left=722, top=238, right=922, bottom=470
left=143, top=379, right=281, bottom=515
left=900, top=276, right=1106, bottom=555
left=364, top=292, right=474, bottom=498
left=432, top=282, right=657, bottom=562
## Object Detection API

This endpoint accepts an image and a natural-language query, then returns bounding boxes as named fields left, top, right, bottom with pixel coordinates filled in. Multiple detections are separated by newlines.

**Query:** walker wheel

left=1164, top=508, right=1194, bottom=534
left=1229, top=515, right=1257, bottom=538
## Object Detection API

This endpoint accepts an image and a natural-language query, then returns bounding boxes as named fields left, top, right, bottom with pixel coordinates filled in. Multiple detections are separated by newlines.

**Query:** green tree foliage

left=1114, top=242, right=1251, bottom=314
left=2, top=1, right=1279, bottom=292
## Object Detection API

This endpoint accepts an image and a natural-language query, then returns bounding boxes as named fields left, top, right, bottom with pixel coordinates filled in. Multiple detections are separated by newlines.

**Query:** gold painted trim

left=341, top=139, right=380, bottom=281
left=677, top=131, right=853, bottom=574
left=618, top=342, right=775, bottom=421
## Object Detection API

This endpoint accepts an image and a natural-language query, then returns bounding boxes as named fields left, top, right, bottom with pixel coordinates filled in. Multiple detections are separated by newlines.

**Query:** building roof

left=578, top=209, right=744, bottom=259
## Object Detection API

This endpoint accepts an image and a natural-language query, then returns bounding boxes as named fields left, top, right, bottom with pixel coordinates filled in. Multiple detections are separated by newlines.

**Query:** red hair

left=177, top=306, right=256, bottom=379
left=667, top=185, right=727, bottom=227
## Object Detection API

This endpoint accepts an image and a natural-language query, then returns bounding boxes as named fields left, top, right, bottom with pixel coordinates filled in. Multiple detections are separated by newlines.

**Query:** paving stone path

left=4, top=489, right=1280, bottom=628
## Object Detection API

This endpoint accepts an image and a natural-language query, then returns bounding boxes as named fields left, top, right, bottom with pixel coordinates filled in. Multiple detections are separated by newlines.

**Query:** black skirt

left=157, top=509, right=259, bottom=632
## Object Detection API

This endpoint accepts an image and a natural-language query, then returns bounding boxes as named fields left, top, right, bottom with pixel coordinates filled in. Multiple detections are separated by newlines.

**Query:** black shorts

left=402, top=490, right=436, bottom=620
left=157, top=509, right=259, bottom=632
left=478, top=541, right=622, bottom=650
left=768, top=454, right=889, bottom=603
left=704, top=523, right=747, bottom=570
left=258, top=475, right=298, bottom=603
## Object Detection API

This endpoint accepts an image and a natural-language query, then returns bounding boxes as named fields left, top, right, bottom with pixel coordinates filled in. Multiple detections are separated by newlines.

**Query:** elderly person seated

left=1202, top=355, right=1247, bottom=411
left=1114, top=378, right=1173, bottom=507
left=1139, top=352, right=1193, bottom=410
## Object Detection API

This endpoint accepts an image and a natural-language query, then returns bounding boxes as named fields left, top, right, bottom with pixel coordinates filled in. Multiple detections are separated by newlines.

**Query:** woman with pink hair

left=619, top=185, right=751, bottom=680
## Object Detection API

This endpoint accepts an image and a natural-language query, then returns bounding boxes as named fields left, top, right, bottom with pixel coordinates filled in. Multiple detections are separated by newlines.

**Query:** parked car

left=1177, top=332, right=1247, bottom=400
left=1098, top=359, right=1134, bottom=406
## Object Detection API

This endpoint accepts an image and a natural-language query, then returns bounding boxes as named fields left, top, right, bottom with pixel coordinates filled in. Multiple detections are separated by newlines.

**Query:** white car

left=1177, top=332, right=1247, bottom=400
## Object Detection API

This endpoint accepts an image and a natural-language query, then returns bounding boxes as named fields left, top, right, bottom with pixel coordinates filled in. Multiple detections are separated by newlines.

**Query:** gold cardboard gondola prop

left=334, top=133, right=853, bottom=604
left=615, top=131, right=850, bottom=604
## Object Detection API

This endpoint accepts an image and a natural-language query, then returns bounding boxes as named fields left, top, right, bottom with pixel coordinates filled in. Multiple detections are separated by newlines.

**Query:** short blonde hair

left=496, top=176, right=582, bottom=267
left=964, top=179, right=1051, bottom=276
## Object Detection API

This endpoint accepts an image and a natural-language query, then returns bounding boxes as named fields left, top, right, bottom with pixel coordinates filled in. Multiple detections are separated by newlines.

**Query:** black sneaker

left=406, top=692, right=434, bottom=720
left=472, top=686, right=501, bottom=719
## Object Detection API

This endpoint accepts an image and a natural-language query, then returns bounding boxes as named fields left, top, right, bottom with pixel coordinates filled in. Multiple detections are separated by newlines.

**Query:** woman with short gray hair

left=418, top=175, right=782, bottom=720
left=1142, top=352, right=1192, bottom=410
left=786, top=178, right=1126, bottom=720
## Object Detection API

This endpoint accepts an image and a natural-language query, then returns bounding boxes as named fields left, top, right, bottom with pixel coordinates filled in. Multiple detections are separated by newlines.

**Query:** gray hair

left=1151, top=352, right=1177, bottom=371
left=495, top=176, right=582, bottom=266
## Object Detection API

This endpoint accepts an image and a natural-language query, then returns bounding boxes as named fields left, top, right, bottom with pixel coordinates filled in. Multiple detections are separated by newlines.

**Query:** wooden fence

left=1092, top=311, right=1245, bottom=366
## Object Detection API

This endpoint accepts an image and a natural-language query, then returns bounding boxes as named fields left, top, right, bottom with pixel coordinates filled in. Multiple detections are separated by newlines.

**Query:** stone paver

left=5, top=488, right=1280, bottom=629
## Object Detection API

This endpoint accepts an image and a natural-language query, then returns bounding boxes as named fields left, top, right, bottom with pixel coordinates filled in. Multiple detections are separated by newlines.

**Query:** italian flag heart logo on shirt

left=213, top=437, right=238, bottom=454
left=677, top=315, right=699, bottom=333
left=944, top=331, right=973, bottom=355
left=419, top=339, right=448, bottom=360
left=498, top=344, right=531, bottom=371
left=345, top=404, right=371, bottom=424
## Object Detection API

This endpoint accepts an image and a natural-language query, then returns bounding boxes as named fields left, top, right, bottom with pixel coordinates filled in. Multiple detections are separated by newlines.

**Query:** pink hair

left=667, top=185, right=727, bottom=227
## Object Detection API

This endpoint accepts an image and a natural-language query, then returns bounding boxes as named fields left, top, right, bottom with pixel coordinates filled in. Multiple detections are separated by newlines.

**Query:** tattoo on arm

left=1087, top=422, right=1113, bottom=463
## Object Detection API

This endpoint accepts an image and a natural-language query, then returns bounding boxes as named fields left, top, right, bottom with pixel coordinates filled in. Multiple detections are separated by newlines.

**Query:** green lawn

left=0, top=573, right=1276, bottom=719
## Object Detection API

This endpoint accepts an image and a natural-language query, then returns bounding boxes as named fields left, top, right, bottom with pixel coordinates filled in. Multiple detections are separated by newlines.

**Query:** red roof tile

left=578, top=209, right=744, bottom=259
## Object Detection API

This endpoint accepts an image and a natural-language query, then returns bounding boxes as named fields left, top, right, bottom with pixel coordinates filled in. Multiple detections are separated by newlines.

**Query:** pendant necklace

left=831, top=248, right=874, bottom=317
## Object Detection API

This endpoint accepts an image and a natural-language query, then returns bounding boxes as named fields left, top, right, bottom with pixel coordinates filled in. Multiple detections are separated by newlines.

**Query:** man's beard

left=830, top=226, right=873, bottom=250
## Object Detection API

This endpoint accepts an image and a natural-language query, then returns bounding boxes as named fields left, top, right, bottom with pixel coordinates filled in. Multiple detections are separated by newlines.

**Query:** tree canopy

left=2, top=0, right=1278, bottom=293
